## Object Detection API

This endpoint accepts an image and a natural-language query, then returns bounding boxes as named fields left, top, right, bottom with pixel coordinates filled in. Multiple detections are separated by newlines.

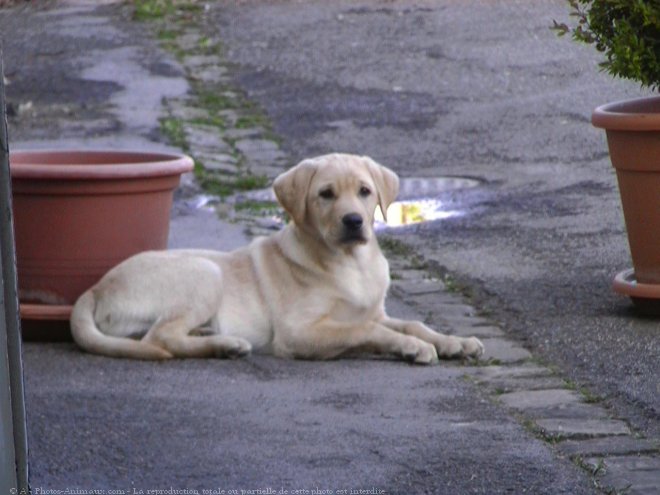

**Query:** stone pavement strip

left=388, top=266, right=659, bottom=495
left=147, top=9, right=659, bottom=495
left=160, top=23, right=289, bottom=187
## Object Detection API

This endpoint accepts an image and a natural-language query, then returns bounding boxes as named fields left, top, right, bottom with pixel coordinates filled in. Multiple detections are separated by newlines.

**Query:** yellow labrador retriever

left=71, top=153, right=484, bottom=363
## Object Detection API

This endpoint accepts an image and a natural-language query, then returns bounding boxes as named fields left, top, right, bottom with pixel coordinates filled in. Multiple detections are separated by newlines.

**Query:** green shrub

left=553, top=0, right=660, bottom=90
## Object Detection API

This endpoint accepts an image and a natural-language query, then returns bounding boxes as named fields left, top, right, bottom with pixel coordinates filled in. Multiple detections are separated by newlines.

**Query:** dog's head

left=273, top=153, right=399, bottom=249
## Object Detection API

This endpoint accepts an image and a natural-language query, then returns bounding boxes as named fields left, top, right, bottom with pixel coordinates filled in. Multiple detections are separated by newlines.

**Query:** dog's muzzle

left=341, top=213, right=366, bottom=243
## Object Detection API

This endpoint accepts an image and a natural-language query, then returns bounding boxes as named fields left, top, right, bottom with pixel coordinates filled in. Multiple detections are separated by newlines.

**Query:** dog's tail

left=70, top=290, right=172, bottom=360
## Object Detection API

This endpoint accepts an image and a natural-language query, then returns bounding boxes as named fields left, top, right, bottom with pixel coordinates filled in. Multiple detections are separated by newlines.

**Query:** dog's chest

left=332, top=256, right=388, bottom=311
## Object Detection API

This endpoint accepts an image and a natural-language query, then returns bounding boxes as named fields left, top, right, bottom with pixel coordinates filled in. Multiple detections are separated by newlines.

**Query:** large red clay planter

left=10, top=150, right=193, bottom=320
left=592, top=96, right=660, bottom=310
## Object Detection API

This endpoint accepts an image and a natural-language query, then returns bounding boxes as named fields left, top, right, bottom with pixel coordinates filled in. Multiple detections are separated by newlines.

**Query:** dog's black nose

left=342, top=213, right=364, bottom=231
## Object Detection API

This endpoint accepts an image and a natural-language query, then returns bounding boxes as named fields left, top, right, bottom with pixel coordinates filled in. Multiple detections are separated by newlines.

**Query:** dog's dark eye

left=359, top=186, right=372, bottom=197
left=319, top=188, right=335, bottom=200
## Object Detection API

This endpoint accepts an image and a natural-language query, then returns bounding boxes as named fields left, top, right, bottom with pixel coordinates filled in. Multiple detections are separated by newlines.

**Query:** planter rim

left=592, top=95, right=660, bottom=131
left=612, top=269, right=660, bottom=300
left=20, top=303, right=72, bottom=321
left=9, top=149, right=194, bottom=180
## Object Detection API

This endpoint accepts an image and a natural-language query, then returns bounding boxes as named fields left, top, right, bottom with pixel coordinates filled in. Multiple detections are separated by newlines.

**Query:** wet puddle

left=195, top=176, right=481, bottom=228
left=376, top=176, right=480, bottom=227
left=375, top=198, right=462, bottom=227
left=189, top=194, right=220, bottom=212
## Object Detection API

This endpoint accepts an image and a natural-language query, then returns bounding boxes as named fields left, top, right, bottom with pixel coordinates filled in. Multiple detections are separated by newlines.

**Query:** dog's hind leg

left=142, top=316, right=252, bottom=359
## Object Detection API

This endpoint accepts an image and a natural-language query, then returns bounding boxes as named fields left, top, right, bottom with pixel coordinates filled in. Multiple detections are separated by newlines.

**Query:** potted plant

left=553, top=0, right=660, bottom=311
left=10, top=150, right=193, bottom=333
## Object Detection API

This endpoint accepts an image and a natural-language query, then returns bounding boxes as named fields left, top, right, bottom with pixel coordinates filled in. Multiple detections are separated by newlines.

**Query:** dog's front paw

left=462, top=336, right=484, bottom=358
left=436, top=335, right=484, bottom=359
left=402, top=338, right=439, bottom=365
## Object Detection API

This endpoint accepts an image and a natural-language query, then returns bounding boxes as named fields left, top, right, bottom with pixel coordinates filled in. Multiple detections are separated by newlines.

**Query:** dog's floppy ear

left=364, top=156, right=399, bottom=221
left=273, top=159, right=319, bottom=226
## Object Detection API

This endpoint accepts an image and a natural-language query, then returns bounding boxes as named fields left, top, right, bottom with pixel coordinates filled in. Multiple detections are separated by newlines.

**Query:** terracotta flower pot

left=10, top=150, right=193, bottom=319
left=592, top=96, right=660, bottom=307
